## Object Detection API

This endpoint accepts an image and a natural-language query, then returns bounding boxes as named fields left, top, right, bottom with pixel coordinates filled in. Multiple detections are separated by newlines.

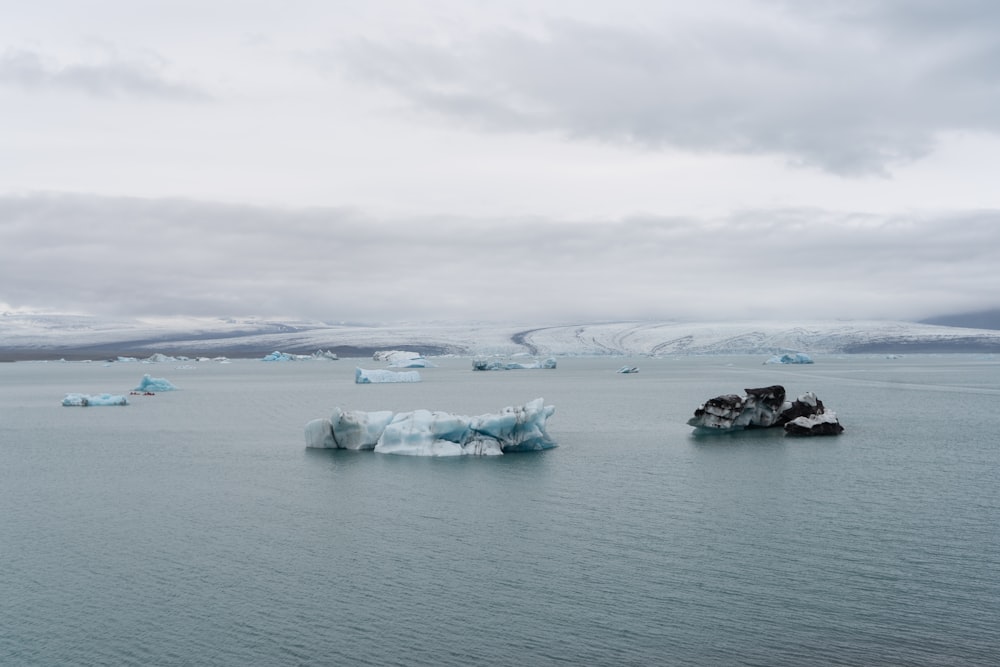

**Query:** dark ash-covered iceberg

left=688, top=385, right=843, bottom=436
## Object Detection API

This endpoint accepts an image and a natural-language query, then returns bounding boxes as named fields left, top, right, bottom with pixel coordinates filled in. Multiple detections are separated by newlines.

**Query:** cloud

left=0, top=48, right=210, bottom=101
left=2, top=193, right=998, bottom=323
left=323, top=2, right=1000, bottom=175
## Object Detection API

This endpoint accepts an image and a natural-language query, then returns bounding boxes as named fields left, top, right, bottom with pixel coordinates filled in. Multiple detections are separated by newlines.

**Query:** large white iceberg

left=305, top=398, right=556, bottom=456
left=62, top=393, right=128, bottom=406
left=355, top=368, right=421, bottom=384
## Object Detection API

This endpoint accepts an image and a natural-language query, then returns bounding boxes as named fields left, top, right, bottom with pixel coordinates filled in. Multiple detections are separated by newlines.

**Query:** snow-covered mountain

left=3, top=312, right=1000, bottom=360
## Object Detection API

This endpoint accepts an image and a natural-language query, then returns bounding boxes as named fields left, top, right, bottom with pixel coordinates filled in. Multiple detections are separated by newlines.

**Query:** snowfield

left=2, top=312, right=1000, bottom=359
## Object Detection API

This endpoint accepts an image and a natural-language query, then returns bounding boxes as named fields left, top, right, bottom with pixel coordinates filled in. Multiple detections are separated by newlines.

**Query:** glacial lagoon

left=2, top=354, right=998, bottom=665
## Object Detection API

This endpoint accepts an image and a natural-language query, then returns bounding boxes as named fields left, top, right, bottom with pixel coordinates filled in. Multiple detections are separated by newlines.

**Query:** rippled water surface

left=2, top=355, right=999, bottom=665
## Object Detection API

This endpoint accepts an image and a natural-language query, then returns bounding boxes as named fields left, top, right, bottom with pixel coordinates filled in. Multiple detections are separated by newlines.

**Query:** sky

left=2, top=0, right=1000, bottom=324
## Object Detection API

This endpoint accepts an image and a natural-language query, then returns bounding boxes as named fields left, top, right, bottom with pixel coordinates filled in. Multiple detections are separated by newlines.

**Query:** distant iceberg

left=62, top=393, right=128, bottom=406
left=305, top=398, right=556, bottom=456
left=472, top=356, right=557, bottom=370
left=617, top=366, right=639, bottom=374
left=764, top=353, right=814, bottom=364
left=134, top=374, right=177, bottom=392
left=373, top=350, right=432, bottom=367
left=355, top=368, right=421, bottom=384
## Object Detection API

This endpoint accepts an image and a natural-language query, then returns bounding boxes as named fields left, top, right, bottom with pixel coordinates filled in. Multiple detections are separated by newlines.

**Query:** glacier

left=5, top=313, right=1000, bottom=361
left=305, top=398, right=556, bottom=456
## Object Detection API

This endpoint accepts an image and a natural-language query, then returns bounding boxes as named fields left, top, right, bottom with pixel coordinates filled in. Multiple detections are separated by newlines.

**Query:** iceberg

left=262, top=350, right=295, bottom=361
left=688, top=385, right=843, bottom=436
left=764, top=353, right=814, bottom=364
left=389, top=357, right=434, bottom=368
left=372, top=350, right=429, bottom=366
left=305, top=398, right=556, bottom=456
left=617, top=366, right=639, bottom=373
left=62, top=393, right=128, bottom=406
left=688, top=385, right=788, bottom=432
left=785, top=411, right=845, bottom=436
left=134, top=374, right=177, bottom=392
left=355, top=368, right=421, bottom=384
left=472, top=356, right=557, bottom=370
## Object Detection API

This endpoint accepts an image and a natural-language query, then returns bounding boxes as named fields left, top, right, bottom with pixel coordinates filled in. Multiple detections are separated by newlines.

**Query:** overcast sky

left=3, top=0, right=999, bottom=324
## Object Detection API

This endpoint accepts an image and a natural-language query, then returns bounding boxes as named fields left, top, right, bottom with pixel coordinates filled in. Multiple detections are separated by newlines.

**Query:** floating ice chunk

left=134, top=374, right=177, bottom=392
left=472, top=356, right=557, bottom=370
left=375, top=410, right=470, bottom=456
left=785, top=411, right=845, bottom=436
left=389, top=357, right=434, bottom=368
left=764, top=353, right=814, bottom=364
left=304, top=418, right=336, bottom=448
left=330, top=408, right=395, bottom=449
left=688, top=386, right=843, bottom=436
left=311, top=349, right=339, bottom=360
left=688, top=385, right=787, bottom=432
left=262, top=350, right=295, bottom=361
left=62, top=393, right=128, bottom=406
left=355, top=368, right=421, bottom=384
left=305, top=399, right=556, bottom=456
left=470, top=398, right=557, bottom=452
left=373, top=350, right=424, bottom=365
left=617, top=366, right=639, bottom=373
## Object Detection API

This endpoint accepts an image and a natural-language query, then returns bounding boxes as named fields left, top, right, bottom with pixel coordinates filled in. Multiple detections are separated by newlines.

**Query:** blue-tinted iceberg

left=62, top=393, right=128, bottom=406
left=355, top=368, right=421, bottom=384
left=134, top=374, right=177, bottom=392
left=764, top=353, right=814, bottom=364
left=262, top=350, right=295, bottom=361
left=305, top=398, right=556, bottom=456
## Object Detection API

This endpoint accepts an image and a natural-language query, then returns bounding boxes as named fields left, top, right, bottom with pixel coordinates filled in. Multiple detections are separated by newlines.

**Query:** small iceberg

left=62, top=393, right=129, bottom=407
left=764, top=353, right=814, bottom=365
left=617, top=366, right=639, bottom=374
left=134, top=374, right=177, bottom=392
left=355, top=368, right=422, bottom=384
left=472, top=356, right=557, bottom=371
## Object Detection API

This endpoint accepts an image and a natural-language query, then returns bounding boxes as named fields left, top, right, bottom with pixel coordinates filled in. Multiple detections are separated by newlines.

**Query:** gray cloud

left=2, top=193, right=998, bottom=323
left=325, top=2, right=1000, bottom=175
left=0, top=48, right=210, bottom=100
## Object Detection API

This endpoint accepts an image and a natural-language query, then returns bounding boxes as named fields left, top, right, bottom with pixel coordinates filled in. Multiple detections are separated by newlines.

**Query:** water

left=2, top=355, right=998, bottom=666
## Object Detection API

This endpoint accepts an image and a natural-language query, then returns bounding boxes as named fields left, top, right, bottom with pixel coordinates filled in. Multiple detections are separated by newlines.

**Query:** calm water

left=2, top=355, right=998, bottom=666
